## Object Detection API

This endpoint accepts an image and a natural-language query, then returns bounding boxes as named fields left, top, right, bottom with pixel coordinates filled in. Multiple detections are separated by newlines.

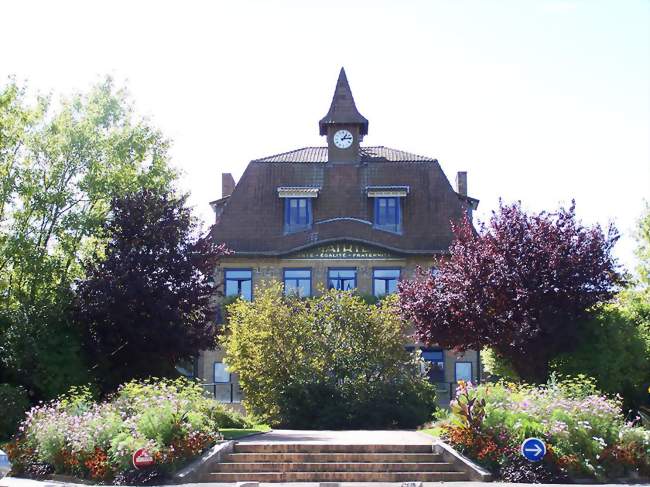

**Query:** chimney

left=222, top=173, right=235, bottom=198
left=456, top=171, right=467, bottom=196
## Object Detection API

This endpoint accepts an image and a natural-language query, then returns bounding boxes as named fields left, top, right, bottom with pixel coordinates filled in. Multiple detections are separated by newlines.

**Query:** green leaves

left=0, top=77, right=177, bottom=399
left=0, top=76, right=176, bottom=311
left=223, top=284, right=436, bottom=428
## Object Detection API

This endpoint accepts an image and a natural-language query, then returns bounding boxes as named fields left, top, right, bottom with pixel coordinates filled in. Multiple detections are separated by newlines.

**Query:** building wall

left=197, top=253, right=480, bottom=407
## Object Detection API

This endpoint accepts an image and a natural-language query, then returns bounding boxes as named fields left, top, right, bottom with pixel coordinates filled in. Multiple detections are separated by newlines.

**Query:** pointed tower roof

left=319, top=67, right=369, bottom=136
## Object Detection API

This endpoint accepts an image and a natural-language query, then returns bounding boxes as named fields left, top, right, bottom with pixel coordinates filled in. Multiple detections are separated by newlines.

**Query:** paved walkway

left=237, top=429, right=434, bottom=444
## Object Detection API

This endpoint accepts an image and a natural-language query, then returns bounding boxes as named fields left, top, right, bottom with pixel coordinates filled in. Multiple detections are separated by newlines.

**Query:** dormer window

left=367, top=186, right=409, bottom=235
left=285, top=198, right=311, bottom=232
left=374, top=197, right=401, bottom=233
left=277, top=186, right=320, bottom=234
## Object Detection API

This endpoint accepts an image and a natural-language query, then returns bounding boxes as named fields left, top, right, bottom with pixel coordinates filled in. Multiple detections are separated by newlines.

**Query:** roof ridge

left=362, top=145, right=437, bottom=161
left=251, top=146, right=326, bottom=162
left=252, top=145, right=437, bottom=163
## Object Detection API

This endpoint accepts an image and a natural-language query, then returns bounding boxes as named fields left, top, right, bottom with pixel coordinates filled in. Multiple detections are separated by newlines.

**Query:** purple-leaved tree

left=398, top=201, right=621, bottom=383
left=75, top=188, right=229, bottom=392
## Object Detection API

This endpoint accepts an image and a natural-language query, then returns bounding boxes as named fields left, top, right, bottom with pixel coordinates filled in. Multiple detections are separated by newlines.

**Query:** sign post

left=132, top=448, right=155, bottom=469
left=521, top=438, right=546, bottom=462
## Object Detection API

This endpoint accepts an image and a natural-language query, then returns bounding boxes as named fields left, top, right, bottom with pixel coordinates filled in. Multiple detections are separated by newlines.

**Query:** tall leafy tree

left=75, top=189, right=228, bottom=392
left=555, top=204, right=650, bottom=408
left=398, top=201, right=621, bottom=383
left=634, top=201, right=650, bottom=287
left=0, top=78, right=176, bottom=398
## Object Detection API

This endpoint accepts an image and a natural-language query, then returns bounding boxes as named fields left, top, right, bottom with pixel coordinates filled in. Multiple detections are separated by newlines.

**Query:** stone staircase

left=209, top=443, right=471, bottom=482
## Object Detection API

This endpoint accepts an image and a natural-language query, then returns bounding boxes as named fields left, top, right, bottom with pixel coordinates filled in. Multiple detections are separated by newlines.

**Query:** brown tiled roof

left=253, top=146, right=437, bottom=164
left=211, top=150, right=477, bottom=256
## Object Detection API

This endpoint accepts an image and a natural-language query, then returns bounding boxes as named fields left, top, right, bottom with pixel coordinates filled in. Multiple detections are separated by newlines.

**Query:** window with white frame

left=455, top=362, right=473, bottom=382
left=213, top=362, right=230, bottom=383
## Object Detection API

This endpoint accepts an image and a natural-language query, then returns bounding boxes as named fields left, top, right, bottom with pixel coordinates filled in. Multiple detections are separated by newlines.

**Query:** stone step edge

left=219, top=462, right=453, bottom=465
left=227, top=452, right=442, bottom=457
left=214, top=461, right=455, bottom=472
left=208, top=471, right=469, bottom=477
left=207, top=472, right=470, bottom=481
left=210, top=470, right=465, bottom=477
left=234, top=444, right=434, bottom=452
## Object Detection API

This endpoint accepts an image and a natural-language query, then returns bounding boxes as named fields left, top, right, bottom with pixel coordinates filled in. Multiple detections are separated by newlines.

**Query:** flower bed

left=3, top=378, right=253, bottom=484
left=438, top=377, right=650, bottom=482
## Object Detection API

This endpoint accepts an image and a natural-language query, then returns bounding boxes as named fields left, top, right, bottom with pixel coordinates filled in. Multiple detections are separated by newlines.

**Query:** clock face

left=333, top=129, right=354, bottom=149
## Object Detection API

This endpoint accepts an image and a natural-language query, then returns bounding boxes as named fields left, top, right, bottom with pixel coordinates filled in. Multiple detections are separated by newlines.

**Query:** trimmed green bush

left=223, top=283, right=437, bottom=428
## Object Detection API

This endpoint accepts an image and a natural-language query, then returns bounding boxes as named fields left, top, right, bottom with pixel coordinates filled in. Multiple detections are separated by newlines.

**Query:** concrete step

left=225, top=452, right=443, bottom=463
left=209, top=471, right=470, bottom=482
left=234, top=443, right=432, bottom=453
left=215, top=461, right=455, bottom=472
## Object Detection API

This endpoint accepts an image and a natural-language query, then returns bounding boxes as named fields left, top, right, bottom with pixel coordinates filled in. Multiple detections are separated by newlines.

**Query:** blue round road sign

left=521, top=437, right=546, bottom=462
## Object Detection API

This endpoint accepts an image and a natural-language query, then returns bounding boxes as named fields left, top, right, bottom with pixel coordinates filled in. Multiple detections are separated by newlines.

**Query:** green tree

left=0, top=78, right=176, bottom=398
left=223, top=283, right=436, bottom=428
left=635, top=202, right=650, bottom=287
left=552, top=304, right=649, bottom=408
left=489, top=204, right=650, bottom=409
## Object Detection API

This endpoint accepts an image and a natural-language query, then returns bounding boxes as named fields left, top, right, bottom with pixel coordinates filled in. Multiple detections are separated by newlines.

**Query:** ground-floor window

left=225, top=269, right=252, bottom=301
left=455, top=361, right=473, bottom=382
left=373, top=268, right=400, bottom=297
left=213, top=362, right=231, bottom=383
left=284, top=268, right=312, bottom=297
left=328, top=268, right=356, bottom=291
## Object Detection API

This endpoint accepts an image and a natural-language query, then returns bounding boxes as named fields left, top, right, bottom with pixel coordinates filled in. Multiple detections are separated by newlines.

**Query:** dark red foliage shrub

left=399, top=200, right=621, bottom=382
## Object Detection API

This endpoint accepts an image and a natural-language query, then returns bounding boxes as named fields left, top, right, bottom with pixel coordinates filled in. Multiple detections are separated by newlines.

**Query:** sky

left=1, top=0, right=649, bottom=272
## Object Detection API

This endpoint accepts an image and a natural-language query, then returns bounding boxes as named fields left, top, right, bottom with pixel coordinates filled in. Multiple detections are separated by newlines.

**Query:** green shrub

left=223, top=283, right=437, bottom=428
left=0, top=383, right=29, bottom=440
left=552, top=304, right=650, bottom=410
left=204, top=402, right=253, bottom=429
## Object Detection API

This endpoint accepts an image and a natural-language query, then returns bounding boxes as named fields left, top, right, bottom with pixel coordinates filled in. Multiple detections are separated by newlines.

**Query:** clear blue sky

left=2, top=0, right=648, bottom=272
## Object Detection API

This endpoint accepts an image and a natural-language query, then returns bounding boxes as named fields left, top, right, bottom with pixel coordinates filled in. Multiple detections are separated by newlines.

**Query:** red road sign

left=132, top=448, right=155, bottom=469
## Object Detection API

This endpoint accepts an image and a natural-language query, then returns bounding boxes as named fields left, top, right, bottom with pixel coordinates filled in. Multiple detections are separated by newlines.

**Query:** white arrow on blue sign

left=521, top=437, right=546, bottom=462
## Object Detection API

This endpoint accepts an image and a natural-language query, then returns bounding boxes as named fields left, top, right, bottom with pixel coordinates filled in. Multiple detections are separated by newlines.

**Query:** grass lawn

left=220, top=424, right=271, bottom=440
left=419, top=426, right=443, bottom=438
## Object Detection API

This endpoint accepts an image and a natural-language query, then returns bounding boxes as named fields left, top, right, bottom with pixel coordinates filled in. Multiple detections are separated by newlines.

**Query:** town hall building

left=197, top=68, right=481, bottom=405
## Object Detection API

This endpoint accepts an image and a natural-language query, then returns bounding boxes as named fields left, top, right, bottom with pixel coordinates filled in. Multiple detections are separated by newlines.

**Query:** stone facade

left=196, top=250, right=481, bottom=406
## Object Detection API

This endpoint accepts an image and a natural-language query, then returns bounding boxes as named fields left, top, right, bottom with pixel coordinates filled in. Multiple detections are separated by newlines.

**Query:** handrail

left=199, top=382, right=240, bottom=403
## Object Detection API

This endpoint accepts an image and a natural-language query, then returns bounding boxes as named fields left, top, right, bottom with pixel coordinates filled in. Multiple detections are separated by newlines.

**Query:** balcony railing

left=200, top=382, right=243, bottom=403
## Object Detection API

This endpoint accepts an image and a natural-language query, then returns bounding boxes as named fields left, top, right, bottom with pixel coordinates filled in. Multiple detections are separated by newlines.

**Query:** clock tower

left=319, top=68, right=369, bottom=164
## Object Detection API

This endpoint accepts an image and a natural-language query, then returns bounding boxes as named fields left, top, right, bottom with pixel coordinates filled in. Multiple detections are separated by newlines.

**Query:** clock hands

left=334, top=130, right=353, bottom=148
